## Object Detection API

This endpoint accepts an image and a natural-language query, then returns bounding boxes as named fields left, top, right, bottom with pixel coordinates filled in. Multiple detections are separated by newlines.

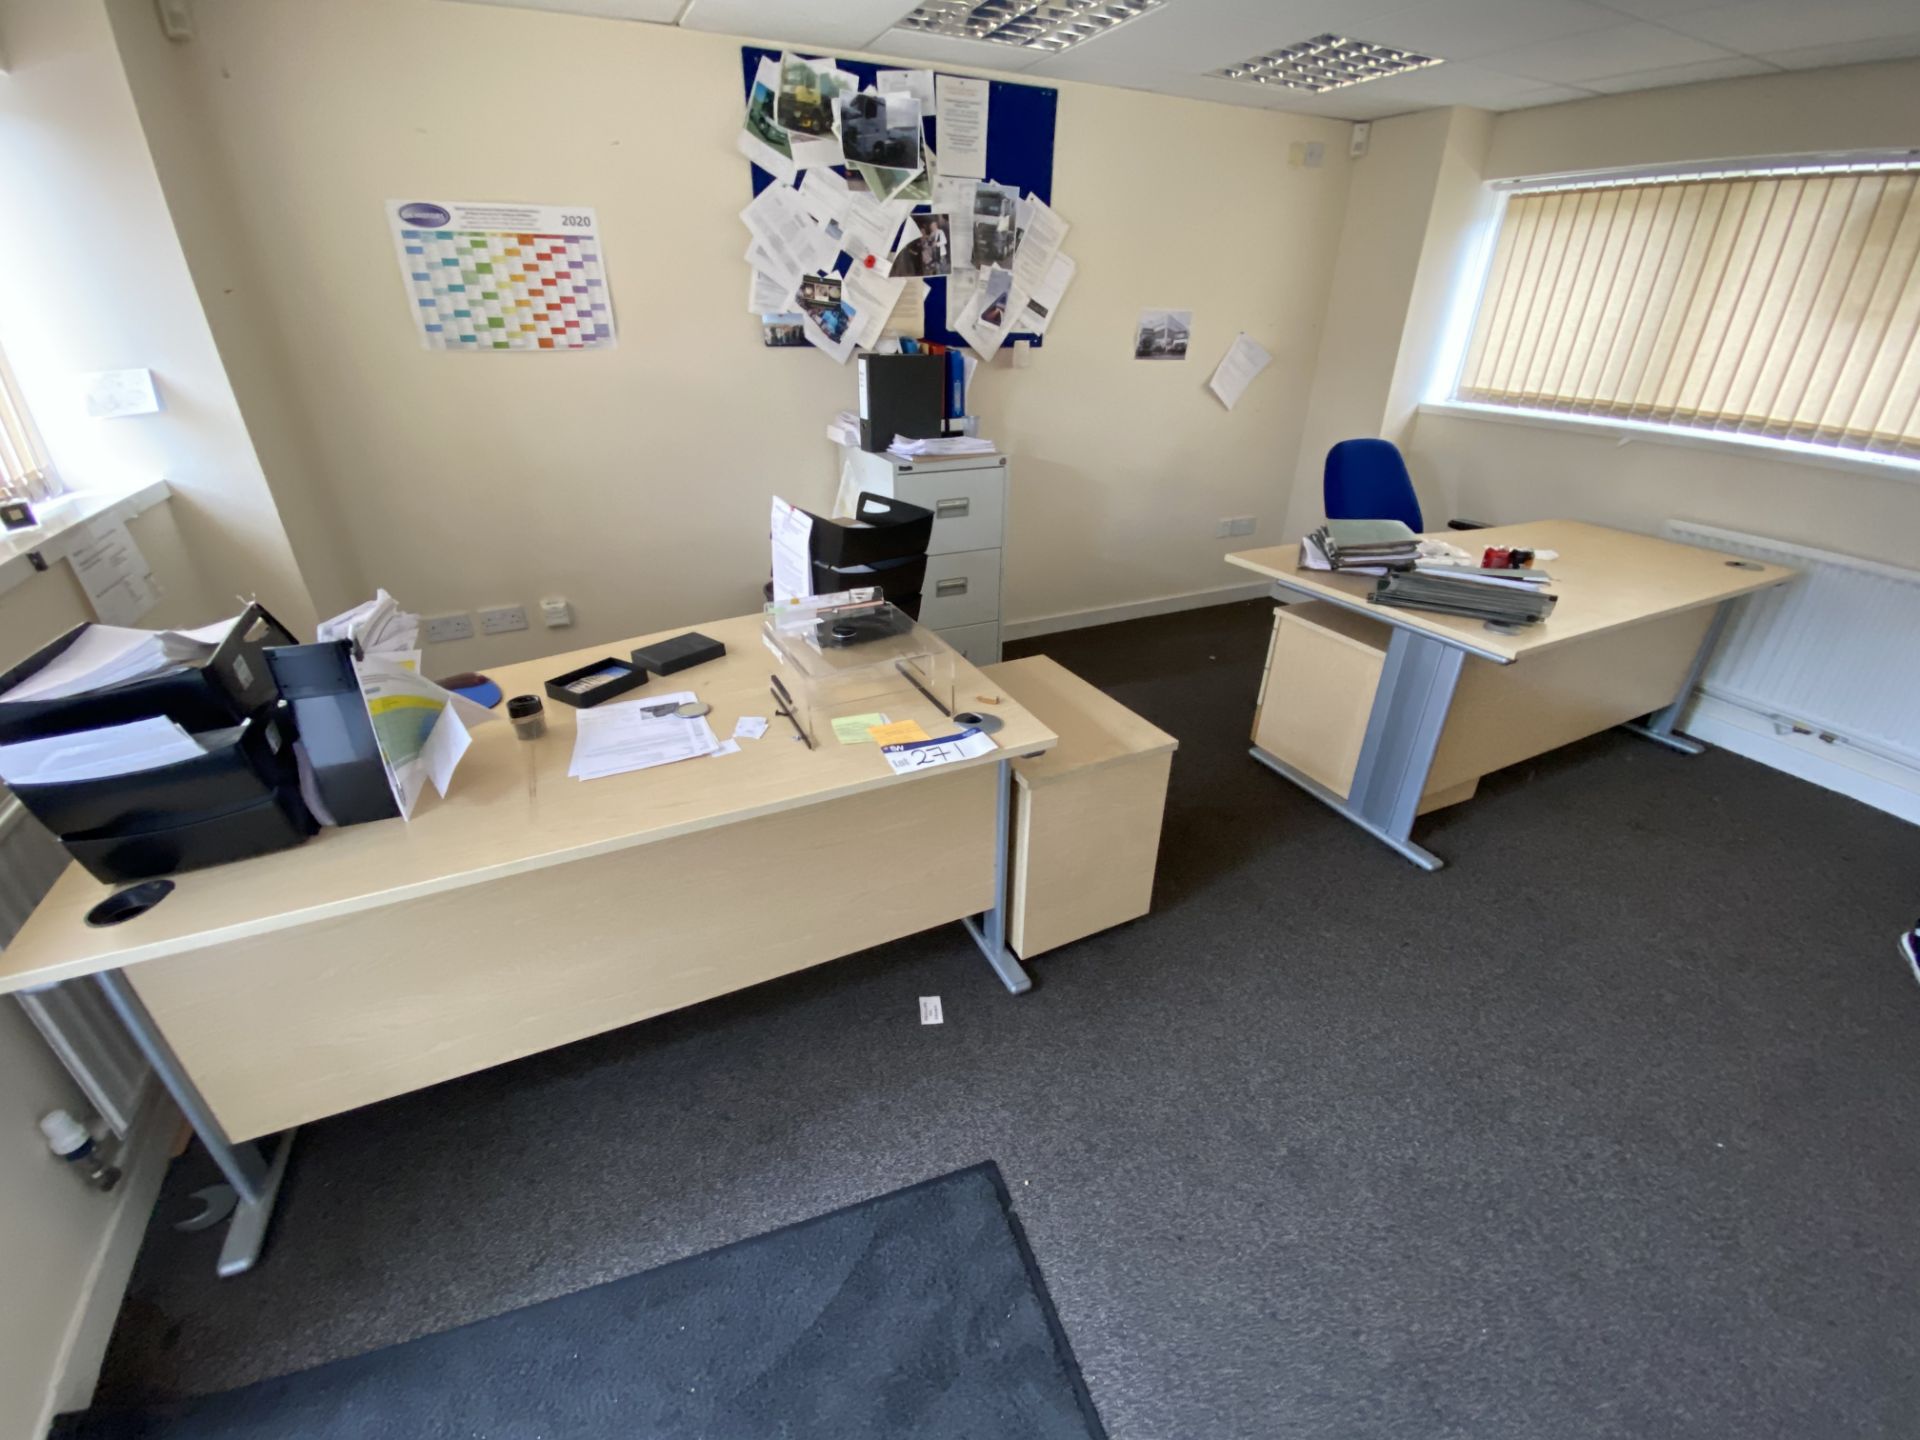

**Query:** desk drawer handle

left=935, top=497, right=970, bottom=517
left=935, top=577, right=969, bottom=597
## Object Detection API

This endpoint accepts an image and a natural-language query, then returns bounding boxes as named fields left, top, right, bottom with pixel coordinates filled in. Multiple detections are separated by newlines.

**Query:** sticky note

left=867, top=719, right=931, bottom=745
left=832, top=712, right=890, bottom=744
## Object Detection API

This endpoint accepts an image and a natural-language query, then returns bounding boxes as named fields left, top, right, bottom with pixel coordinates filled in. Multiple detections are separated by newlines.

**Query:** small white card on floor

left=919, top=996, right=943, bottom=1025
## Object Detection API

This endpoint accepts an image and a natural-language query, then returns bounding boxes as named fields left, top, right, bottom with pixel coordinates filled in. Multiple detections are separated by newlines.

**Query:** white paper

left=0, top=716, right=203, bottom=786
left=877, top=68, right=936, bottom=112
left=742, top=184, right=829, bottom=295
left=0, top=620, right=237, bottom=703
left=420, top=706, right=471, bottom=799
left=569, top=692, right=723, bottom=781
left=919, top=996, right=944, bottom=1025
left=1010, top=195, right=1068, bottom=300
left=1207, top=333, right=1274, bottom=411
left=958, top=265, right=1017, bottom=361
left=799, top=166, right=850, bottom=226
left=845, top=267, right=908, bottom=350
left=318, top=589, right=418, bottom=656
left=733, top=716, right=769, bottom=740
left=771, top=496, right=815, bottom=603
left=68, top=519, right=159, bottom=626
left=936, top=75, right=989, bottom=180
left=81, top=369, right=160, bottom=420
left=356, top=661, right=497, bottom=820
left=881, top=277, right=929, bottom=340
left=880, top=726, right=997, bottom=775
left=388, top=199, right=614, bottom=351
left=1018, top=252, right=1076, bottom=334
left=748, top=266, right=793, bottom=314
left=841, top=188, right=909, bottom=271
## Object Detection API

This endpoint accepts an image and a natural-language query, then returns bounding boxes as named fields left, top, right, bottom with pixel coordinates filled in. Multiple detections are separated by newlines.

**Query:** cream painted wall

left=1484, top=57, right=1920, bottom=181
left=0, top=0, right=319, bottom=639
left=112, top=0, right=1353, bottom=668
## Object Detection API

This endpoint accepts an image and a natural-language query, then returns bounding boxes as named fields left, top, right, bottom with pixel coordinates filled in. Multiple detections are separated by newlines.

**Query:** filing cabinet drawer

left=890, top=465, right=1006, bottom=555
left=936, top=621, right=1001, bottom=666
left=917, top=548, right=1001, bottom=630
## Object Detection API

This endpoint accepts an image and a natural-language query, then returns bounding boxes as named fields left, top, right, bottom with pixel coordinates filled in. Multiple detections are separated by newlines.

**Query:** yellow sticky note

left=832, top=712, right=891, bottom=744
left=867, top=719, right=931, bottom=745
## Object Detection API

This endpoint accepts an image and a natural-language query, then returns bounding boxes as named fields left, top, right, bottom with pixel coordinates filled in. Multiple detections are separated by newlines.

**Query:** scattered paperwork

left=888, top=435, right=994, bottom=458
left=0, top=615, right=241, bottom=704
left=569, top=691, right=725, bottom=780
left=833, top=712, right=891, bottom=744
left=1207, top=333, right=1274, bottom=412
left=880, top=726, right=996, bottom=775
left=356, top=661, right=496, bottom=819
left=68, top=519, right=160, bottom=626
left=319, top=589, right=419, bottom=658
left=734, top=715, right=769, bottom=740
left=0, top=716, right=205, bottom=786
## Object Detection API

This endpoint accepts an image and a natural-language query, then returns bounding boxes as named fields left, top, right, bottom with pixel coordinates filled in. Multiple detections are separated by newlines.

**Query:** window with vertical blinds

left=0, top=343, right=60, bottom=502
left=1457, top=167, right=1920, bottom=461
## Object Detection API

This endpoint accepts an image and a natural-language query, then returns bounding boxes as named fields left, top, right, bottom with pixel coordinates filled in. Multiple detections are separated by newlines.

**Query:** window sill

left=1417, top=401, right=1920, bottom=486
left=0, top=479, right=173, bottom=601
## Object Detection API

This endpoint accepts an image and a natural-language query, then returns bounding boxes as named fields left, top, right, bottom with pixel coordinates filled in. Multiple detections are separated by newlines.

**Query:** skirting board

left=39, top=1085, right=178, bottom=1433
left=1006, top=580, right=1270, bottom=643
left=1680, top=692, right=1920, bottom=828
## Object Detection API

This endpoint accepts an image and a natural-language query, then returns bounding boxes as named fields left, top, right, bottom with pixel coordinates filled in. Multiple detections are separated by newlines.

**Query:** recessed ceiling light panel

left=898, top=0, right=1168, bottom=53
left=1214, top=34, right=1443, bottom=92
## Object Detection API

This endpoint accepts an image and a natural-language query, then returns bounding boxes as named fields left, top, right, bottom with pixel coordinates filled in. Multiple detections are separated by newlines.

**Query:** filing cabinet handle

left=935, top=577, right=969, bottom=597
left=935, top=497, right=971, bottom=517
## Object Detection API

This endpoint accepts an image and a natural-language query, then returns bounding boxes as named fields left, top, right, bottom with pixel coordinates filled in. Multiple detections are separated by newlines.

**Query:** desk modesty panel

left=0, top=612, right=1057, bottom=995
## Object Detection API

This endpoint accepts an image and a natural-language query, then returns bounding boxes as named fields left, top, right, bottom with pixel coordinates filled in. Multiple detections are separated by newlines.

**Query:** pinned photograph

left=972, top=186, right=1019, bottom=269
left=889, top=213, right=952, bottom=278
left=840, top=91, right=923, bottom=171
left=1134, top=308, right=1192, bottom=360
left=738, top=57, right=792, bottom=178
left=797, top=273, right=857, bottom=343
left=776, top=54, right=839, bottom=137
left=762, top=313, right=808, bottom=347
left=978, top=266, right=1013, bottom=330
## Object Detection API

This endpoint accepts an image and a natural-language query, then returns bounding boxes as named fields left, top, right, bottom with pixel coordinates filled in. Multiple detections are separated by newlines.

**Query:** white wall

left=0, top=0, right=319, bottom=638
left=110, top=0, right=1355, bottom=667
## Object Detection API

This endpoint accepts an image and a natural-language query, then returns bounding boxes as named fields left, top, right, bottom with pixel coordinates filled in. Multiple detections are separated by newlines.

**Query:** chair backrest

left=1323, top=438, right=1423, bottom=532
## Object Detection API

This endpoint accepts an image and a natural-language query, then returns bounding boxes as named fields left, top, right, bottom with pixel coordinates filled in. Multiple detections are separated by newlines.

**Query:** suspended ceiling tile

left=1580, top=54, right=1779, bottom=92
left=1656, top=0, right=1920, bottom=52
left=1361, top=0, right=1625, bottom=62
left=439, top=0, right=686, bottom=20
left=1477, top=20, right=1735, bottom=83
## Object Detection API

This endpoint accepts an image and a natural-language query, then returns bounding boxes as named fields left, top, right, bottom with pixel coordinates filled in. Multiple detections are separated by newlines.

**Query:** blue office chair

left=1323, top=438, right=1424, bottom=532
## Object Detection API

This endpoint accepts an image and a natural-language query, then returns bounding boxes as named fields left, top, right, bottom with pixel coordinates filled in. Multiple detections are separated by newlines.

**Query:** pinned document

left=67, top=519, right=159, bottom=626
left=1207, top=333, right=1273, bottom=411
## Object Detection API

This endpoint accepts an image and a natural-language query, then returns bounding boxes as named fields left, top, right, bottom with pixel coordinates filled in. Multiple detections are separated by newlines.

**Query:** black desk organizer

left=265, top=640, right=402, bottom=826
left=0, top=602, right=318, bottom=884
left=806, top=492, right=935, bottom=620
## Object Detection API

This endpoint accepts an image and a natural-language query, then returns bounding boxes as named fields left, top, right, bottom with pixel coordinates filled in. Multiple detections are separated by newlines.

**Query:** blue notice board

left=740, top=45, right=1058, bottom=350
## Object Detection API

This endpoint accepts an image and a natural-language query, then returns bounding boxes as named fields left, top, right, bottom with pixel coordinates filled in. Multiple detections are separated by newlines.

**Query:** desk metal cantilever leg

left=1622, top=599, right=1733, bottom=755
left=94, top=969, right=295, bottom=1278
left=961, top=758, right=1032, bottom=994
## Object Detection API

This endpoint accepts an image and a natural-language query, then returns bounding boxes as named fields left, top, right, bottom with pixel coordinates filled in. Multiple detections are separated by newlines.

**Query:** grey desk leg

left=94, top=969, right=295, bottom=1278
left=1251, top=626, right=1465, bottom=871
left=1622, top=600, right=1733, bottom=756
left=961, top=758, right=1032, bottom=994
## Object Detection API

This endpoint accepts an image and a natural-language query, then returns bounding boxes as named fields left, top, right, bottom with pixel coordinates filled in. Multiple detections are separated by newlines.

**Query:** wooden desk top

left=0, top=613, right=1056, bottom=993
left=1227, top=520, right=1794, bottom=663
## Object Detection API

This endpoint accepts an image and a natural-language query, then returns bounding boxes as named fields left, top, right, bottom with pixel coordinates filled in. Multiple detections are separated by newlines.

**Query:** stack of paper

left=887, top=434, right=995, bottom=457
left=1370, top=570, right=1558, bottom=626
left=0, top=716, right=207, bottom=786
left=0, top=615, right=243, bottom=704
left=1300, top=520, right=1421, bottom=577
left=319, top=590, right=418, bottom=658
left=568, top=691, right=732, bottom=781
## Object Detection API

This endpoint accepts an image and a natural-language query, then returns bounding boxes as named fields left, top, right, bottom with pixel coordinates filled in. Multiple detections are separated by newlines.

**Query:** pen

left=769, top=674, right=814, bottom=750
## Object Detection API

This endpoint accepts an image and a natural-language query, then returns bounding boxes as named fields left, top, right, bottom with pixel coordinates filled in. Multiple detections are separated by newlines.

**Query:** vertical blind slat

left=1458, top=168, right=1920, bottom=460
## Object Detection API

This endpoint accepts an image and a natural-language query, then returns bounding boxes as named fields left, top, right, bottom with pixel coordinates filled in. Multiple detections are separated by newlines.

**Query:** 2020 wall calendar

left=386, top=199, right=616, bottom=352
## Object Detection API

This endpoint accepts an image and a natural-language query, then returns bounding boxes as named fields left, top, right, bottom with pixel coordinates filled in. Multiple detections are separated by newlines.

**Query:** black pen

left=769, top=674, right=814, bottom=750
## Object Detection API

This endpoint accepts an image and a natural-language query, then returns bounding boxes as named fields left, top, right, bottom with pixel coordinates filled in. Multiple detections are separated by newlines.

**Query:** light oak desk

left=0, top=612, right=1056, bottom=1275
left=1227, top=520, right=1794, bottom=871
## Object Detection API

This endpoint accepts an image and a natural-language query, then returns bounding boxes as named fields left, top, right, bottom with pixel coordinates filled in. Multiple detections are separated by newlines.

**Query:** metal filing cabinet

left=838, top=447, right=1008, bottom=664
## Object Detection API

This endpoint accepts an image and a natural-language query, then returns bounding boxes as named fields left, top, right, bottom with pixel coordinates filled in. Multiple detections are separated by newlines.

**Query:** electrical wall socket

left=424, top=612, right=474, bottom=643
left=1216, top=518, right=1233, bottom=538
left=478, top=604, right=529, bottom=636
left=1229, top=516, right=1257, bottom=537
left=540, top=596, right=573, bottom=628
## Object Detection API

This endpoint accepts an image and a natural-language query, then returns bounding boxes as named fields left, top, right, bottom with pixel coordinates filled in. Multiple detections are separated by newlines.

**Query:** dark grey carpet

left=94, top=600, right=1920, bottom=1440
left=57, top=1164, right=1103, bottom=1440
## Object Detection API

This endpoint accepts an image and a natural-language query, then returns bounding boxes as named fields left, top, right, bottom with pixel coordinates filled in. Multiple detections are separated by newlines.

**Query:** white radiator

left=1, top=799, right=153, bottom=1137
left=1667, top=520, right=1920, bottom=772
